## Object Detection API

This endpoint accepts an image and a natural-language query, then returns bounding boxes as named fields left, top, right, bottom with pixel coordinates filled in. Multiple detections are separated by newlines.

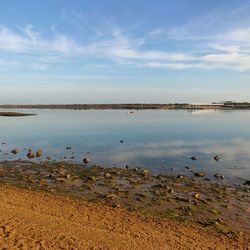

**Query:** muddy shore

left=0, top=159, right=249, bottom=247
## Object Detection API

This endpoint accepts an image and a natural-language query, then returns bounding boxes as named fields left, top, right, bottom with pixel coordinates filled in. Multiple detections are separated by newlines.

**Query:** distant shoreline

left=0, top=111, right=36, bottom=117
left=0, top=103, right=250, bottom=110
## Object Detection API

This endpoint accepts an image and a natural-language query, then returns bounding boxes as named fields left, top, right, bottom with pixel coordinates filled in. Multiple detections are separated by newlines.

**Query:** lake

left=1, top=109, right=250, bottom=183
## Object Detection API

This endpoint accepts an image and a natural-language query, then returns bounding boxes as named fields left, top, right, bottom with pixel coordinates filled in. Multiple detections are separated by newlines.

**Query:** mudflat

left=0, top=184, right=248, bottom=249
left=0, top=112, right=36, bottom=117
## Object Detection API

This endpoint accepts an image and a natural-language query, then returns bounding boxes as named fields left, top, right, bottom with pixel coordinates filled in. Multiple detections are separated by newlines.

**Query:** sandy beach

left=0, top=183, right=249, bottom=249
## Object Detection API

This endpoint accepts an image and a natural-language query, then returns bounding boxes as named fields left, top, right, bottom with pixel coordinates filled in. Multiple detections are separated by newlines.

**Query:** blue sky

left=0, top=0, right=250, bottom=103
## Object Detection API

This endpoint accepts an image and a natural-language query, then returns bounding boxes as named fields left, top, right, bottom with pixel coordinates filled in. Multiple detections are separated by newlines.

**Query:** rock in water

left=27, top=152, right=35, bottom=159
left=190, top=156, right=197, bottom=161
left=83, top=158, right=90, bottom=164
left=36, top=149, right=43, bottom=157
left=11, top=148, right=19, bottom=154
left=214, top=156, right=219, bottom=162
left=194, top=171, right=205, bottom=177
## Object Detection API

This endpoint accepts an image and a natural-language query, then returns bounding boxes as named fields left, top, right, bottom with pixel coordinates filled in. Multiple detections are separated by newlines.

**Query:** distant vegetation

left=0, top=103, right=250, bottom=110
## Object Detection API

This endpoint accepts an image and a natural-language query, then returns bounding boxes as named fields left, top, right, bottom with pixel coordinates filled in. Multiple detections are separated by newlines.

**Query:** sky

left=0, top=0, right=250, bottom=104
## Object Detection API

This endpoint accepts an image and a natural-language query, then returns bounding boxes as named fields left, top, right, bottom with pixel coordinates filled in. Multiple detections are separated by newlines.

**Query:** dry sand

left=0, top=184, right=249, bottom=250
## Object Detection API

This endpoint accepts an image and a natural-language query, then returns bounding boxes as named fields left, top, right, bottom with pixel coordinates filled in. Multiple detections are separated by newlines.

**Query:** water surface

left=1, top=109, right=250, bottom=182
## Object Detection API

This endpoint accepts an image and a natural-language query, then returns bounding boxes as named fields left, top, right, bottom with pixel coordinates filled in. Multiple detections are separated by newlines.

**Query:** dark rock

left=11, top=148, right=19, bottom=154
left=83, top=158, right=90, bottom=164
left=27, top=152, right=35, bottom=159
left=214, top=155, right=219, bottom=162
left=214, top=173, right=224, bottom=179
left=244, top=180, right=250, bottom=185
left=190, top=156, right=197, bottom=161
left=194, top=171, right=205, bottom=177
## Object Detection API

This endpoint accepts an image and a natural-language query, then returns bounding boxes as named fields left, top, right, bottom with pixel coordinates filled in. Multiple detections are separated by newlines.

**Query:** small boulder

left=214, top=155, right=219, bottom=162
left=104, top=172, right=112, bottom=178
left=36, top=149, right=43, bottom=157
left=142, top=169, right=149, bottom=178
left=27, top=152, right=35, bottom=159
left=83, top=158, right=90, bottom=164
left=244, top=180, right=250, bottom=185
left=214, top=173, right=224, bottom=179
left=194, top=171, right=205, bottom=177
left=190, top=156, right=197, bottom=161
left=11, top=148, right=19, bottom=154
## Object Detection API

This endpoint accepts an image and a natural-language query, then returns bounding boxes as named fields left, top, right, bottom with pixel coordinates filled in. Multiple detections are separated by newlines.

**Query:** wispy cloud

left=1, top=19, right=250, bottom=72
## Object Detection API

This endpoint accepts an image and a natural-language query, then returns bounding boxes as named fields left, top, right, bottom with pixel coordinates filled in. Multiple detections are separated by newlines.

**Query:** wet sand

left=0, top=183, right=249, bottom=249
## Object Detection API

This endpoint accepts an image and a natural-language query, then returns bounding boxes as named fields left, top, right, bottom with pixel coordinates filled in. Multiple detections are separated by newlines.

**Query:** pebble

left=83, top=158, right=90, bottom=164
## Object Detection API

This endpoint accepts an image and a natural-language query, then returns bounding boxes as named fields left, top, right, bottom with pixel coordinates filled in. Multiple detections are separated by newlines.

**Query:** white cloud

left=1, top=24, right=250, bottom=72
left=226, top=27, right=250, bottom=42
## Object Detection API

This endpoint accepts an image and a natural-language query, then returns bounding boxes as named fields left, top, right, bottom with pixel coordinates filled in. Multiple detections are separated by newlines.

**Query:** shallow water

left=1, top=109, right=250, bottom=182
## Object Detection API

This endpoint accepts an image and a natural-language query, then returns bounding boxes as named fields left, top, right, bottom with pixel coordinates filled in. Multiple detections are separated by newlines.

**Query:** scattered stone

left=106, top=193, right=116, bottom=199
left=88, top=176, right=96, bottom=181
left=27, top=152, right=35, bottom=159
left=194, top=171, right=205, bottom=177
left=66, top=147, right=71, bottom=150
left=104, top=172, right=112, bottom=178
left=66, top=174, right=71, bottom=179
left=175, top=196, right=192, bottom=202
left=120, top=140, right=124, bottom=143
left=185, top=166, right=190, bottom=169
left=214, top=155, right=219, bottom=162
left=193, top=193, right=200, bottom=199
left=244, top=180, right=250, bottom=185
left=46, top=156, right=52, bottom=160
left=142, top=169, right=149, bottom=177
left=83, top=158, right=90, bottom=164
left=190, top=156, right=197, bottom=161
left=36, top=149, right=43, bottom=157
left=214, top=173, right=224, bottom=179
left=177, top=175, right=186, bottom=179
left=11, top=148, right=19, bottom=154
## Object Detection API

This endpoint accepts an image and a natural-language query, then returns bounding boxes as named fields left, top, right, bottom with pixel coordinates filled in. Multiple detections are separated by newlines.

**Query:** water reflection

left=0, top=109, right=250, bottom=181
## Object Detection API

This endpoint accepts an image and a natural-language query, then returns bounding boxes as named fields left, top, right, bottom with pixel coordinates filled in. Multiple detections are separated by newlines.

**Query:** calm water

left=1, top=109, right=250, bottom=182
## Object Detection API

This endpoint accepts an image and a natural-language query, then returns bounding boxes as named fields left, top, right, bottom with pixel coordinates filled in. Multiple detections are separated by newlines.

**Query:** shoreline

left=1, top=103, right=250, bottom=110
left=0, top=160, right=249, bottom=241
left=1, top=183, right=248, bottom=249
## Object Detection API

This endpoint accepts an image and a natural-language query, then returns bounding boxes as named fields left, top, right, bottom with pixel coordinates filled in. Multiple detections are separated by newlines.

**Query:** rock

left=104, top=172, right=112, bottom=178
left=120, top=140, right=124, bottom=143
left=46, top=156, right=52, bottom=160
left=142, top=169, right=149, bottom=177
left=11, top=148, right=19, bottom=154
left=106, top=193, right=116, bottom=199
left=214, top=155, right=219, bottom=162
left=27, top=152, right=35, bottom=159
left=65, top=174, right=71, bottom=179
left=193, top=193, right=200, bottom=198
left=88, top=176, right=96, bottom=181
left=66, top=147, right=71, bottom=150
left=177, top=175, right=186, bottom=179
left=83, top=158, right=90, bottom=164
left=194, top=171, right=205, bottom=177
left=48, top=174, right=56, bottom=180
left=244, top=180, right=250, bottom=185
left=190, top=156, right=197, bottom=161
left=185, top=166, right=190, bottom=169
left=214, top=173, right=224, bottom=179
left=36, top=149, right=43, bottom=157
left=176, top=196, right=192, bottom=202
